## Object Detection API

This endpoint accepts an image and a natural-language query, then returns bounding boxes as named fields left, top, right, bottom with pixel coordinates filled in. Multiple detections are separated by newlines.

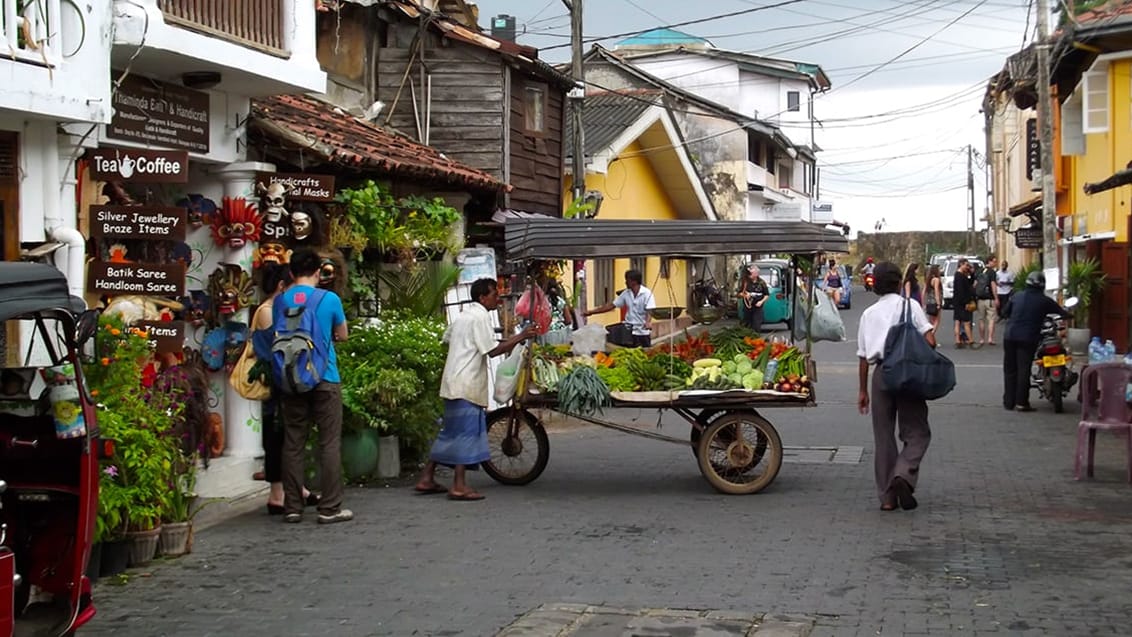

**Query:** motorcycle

left=1, top=262, right=102, bottom=636
left=1031, top=297, right=1079, bottom=413
left=863, top=273, right=875, bottom=293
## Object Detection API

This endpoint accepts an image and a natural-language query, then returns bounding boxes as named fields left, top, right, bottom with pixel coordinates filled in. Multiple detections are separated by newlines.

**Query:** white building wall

left=632, top=56, right=742, bottom=112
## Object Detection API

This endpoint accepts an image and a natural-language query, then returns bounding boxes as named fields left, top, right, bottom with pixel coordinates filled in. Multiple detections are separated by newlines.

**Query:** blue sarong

left=429, top=399, right=490, bottom=469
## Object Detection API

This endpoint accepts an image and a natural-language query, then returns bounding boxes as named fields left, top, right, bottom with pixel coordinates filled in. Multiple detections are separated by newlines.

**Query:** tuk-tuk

left=736, top=259, right=794, bottom=327
left=0, top=262, right=99, bottom=636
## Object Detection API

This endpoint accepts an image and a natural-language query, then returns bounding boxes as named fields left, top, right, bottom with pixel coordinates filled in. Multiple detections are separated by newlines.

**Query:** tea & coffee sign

left=108, top=73, right=210, bottom=153
left=90, top=205, right=187, bottom=241
left=88, top=147, right=189, bottom=183
left=87, top=262, right=185, bottom=297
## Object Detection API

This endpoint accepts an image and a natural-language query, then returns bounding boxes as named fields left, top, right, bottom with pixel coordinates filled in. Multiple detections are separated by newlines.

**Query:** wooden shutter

left=1100, top=241, right=1130, bottom=352
left=0, top=131, right=18, bottom=261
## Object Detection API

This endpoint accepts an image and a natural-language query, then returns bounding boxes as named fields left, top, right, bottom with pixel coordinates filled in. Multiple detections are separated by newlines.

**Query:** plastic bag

left=493, top=344, right=527, bottom=404
left=793, top=288, right=845, bottom=343
left=881, top=299, right=956, bottom=400
left=515, top=286, right=552, bottom=335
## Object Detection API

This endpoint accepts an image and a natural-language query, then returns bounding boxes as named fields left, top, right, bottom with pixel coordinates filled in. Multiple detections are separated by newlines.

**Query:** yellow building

left=563, top=93, right=716, bottom=334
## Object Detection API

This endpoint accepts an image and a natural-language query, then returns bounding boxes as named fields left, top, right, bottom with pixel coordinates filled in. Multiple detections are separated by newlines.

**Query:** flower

left=90, top=389, right=99, bottom=397
left=100, top=357, right=110, bottom=366
left=110, top=328, right=121, bottom=336
left=104, top=465, right=119, bottom=478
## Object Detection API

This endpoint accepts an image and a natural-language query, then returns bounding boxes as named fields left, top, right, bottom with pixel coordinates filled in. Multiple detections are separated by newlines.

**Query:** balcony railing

left=159, top=0, right=286, bottom=56
left=745, top=161, right=767, bottom=189
left=3, top=0, right=66, bottom=67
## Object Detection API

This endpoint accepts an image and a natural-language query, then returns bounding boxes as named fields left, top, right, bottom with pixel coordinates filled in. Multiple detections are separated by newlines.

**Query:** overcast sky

left=470, top=0, right=1034, bottom=238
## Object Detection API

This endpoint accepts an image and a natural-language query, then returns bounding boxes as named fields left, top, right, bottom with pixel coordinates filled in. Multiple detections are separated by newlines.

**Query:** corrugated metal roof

left=504, top=219, right=848, bottom=261
left=565, top=92, right=658, bottom=160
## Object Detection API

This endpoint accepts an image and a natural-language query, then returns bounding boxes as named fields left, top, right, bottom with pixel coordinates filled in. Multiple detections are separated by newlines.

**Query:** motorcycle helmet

left=866, top=257, right=874, bottom=263
left=1025, top=270, right=1045, bottom=290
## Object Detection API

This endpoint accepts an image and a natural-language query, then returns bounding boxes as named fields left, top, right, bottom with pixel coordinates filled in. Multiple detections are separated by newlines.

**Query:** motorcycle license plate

left=1042, top=354, right=1066, bottom=367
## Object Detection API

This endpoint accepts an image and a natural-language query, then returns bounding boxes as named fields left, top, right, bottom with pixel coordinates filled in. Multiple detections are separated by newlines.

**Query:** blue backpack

left=271, top=288, right=329, bottom=395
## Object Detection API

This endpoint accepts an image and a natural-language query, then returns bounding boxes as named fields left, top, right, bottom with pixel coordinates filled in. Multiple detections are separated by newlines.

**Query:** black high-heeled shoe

left=267, top=503, right=285, bottom=515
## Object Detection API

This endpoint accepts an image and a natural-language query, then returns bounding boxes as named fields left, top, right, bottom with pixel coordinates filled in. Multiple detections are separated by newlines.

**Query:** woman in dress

left=903, top=263, right=922, bottom=306
left=545, top=279, right=573, bottom=332
left=923, top=264, right=944, bottom=331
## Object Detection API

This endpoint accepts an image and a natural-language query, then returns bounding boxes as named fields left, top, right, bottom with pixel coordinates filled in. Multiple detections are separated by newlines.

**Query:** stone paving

left=79, top=301, right=1132, bottom=636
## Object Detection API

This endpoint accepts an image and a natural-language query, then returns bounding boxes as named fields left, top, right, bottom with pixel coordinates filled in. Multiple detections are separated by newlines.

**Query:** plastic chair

left=1075, top=362, right=1132, bottom=482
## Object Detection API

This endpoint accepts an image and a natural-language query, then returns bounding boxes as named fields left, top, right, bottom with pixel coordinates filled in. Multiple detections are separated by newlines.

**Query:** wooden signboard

left=90, top=205, right=187, bottom=241
left=137, top=321, right=186, bottom=354
left=86, top=261, right=185, bottom=297
left=255, top=172, right=336, bottom=201
left=107, top=73, right=210, bottom=153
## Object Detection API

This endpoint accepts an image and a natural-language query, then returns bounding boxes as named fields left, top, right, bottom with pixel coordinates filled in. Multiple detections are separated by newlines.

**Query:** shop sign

left=88, top=147, right=189, bottom=183
left=90, top=205, right=187, bottom=241
left=107, top=73, right=210, bottom=153
left=255, top=172, right=336, bottom=202
left=137, top=321, right=186, bottom=354
left=1014, top=226, right=1043, bottom=249
left=86, top=261, right=185, bottom=297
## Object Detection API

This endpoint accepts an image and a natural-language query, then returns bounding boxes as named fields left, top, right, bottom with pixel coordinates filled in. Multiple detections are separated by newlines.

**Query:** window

left=594, top=259, right=614, bottom=305
left=524, top=85, right=546, bottom=133
left=1083, top=68, right=1108, bottom=133
left=786, top=90, right=800, bottom=112
left=747, top=132, right=763, bottom=165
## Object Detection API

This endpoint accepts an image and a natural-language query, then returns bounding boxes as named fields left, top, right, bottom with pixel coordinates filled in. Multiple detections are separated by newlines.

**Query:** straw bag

left=229, top=305, right=272, bottom=401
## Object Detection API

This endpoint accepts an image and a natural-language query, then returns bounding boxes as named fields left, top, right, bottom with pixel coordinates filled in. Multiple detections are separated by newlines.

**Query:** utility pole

left=1035, top=0, right=1059, bottom=271
left=967, top=144, right=976, bottom=252
left=564, top=0, right=587, bottom=315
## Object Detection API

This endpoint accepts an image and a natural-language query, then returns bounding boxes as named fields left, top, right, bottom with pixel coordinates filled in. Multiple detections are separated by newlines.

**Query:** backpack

left=271, top=288, right=329, bottom=395
left=976, top=270, right=993, bottom=299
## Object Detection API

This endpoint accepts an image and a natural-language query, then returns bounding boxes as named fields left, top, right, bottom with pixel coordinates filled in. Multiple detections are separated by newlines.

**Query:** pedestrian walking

left=995, top=260, right=1015, bottom=319
left=736, top=264, right=770, bottom=333
left=974, top=256, right=998, bottom=346
left=414, top=278, right=538, bottom=501
left=1000, top=271, right=1070, bottom=412
left=902, top=263, right=922, bottom=305
left=952, top=258, right=976, bottom=349
left=857, top=262, right=938, bottom=511
left=274, top=248, right=352, bottom=524
left=923, top=264, right=943, bottom=332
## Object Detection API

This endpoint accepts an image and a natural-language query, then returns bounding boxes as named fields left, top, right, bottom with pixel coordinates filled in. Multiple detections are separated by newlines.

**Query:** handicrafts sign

left=87, top=262, right=185, bottom=297
left=255, top=172, right=336, bottom=202
left=90, top=205, right=187, bottom=241
left=108, top=73, right=210, bottom=153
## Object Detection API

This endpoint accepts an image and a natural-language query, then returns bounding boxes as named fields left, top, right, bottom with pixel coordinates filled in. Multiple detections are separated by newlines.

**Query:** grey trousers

left=280, top=382, right=345, bottom=516
left=871, top=366, right=931, bottom=503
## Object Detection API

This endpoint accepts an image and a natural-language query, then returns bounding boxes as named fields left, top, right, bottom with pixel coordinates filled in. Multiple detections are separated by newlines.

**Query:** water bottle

left=1088, top=337, right=1103, bottom=364
left=1104, top=339, right=1117, bottom=362
left=766, top=359, right=779, bottom=383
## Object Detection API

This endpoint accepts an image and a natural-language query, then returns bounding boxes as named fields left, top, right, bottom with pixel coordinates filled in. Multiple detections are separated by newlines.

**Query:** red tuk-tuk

left=0, top=262, right=100, bottom=636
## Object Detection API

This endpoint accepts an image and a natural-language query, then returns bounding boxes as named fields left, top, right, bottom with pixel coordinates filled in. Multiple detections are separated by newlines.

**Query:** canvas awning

left=504, top=219, right=848, bottom=261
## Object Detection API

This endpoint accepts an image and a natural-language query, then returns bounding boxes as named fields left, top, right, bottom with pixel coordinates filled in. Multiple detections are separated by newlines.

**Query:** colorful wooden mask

left=211, top=197, right=263, bottom=248
left=207, top=264, right=254, bottom=317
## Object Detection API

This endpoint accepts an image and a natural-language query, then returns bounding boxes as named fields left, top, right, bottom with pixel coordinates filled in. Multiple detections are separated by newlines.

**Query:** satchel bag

left=881, top=299, right=956, bottom=401
left=229, top=340, right=272, bottom=401
left=964, top=300, right=977, bottom=312
left=925, top=301, right=939, bottom=316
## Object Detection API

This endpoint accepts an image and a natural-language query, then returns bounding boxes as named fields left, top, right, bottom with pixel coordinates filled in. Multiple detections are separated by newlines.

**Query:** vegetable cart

left=485, top=218, right=848, bottom=495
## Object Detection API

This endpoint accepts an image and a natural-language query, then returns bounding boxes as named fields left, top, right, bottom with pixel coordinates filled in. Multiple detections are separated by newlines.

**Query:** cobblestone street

left=82, top=302, right=1132, bottom=636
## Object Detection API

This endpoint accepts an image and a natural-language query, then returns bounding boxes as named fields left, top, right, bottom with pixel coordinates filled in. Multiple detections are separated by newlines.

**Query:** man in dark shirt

left=1000, top=271, right=1071, bottom=412
left=951, top=259, right=976, bottom=349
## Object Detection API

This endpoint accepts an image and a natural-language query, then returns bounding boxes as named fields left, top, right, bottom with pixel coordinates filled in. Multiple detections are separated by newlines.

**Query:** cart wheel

left=689, top=410, right=725, bottom=458
left=696, top=412, right=782, bottom=495
left=483, top=408, right=550, bottom=486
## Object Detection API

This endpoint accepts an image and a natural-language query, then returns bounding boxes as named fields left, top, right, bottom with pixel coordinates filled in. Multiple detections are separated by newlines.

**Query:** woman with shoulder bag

left=923, top=264, right=943, bottom=331
left=857, top=262, right=938, bottom=512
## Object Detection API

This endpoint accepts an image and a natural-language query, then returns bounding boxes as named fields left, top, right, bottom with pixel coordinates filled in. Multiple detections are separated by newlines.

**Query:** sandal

left=447, top=492, right=485, bottom=501
left=413, top=484, right=449, bottom=495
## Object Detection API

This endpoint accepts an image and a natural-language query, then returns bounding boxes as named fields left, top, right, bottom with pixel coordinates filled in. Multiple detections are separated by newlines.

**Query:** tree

left=1058, top=0, right=1111, bottom=27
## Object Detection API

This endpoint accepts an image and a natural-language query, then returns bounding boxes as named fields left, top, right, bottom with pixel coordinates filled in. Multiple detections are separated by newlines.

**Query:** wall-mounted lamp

left=182, top=71, right=222, bottom=90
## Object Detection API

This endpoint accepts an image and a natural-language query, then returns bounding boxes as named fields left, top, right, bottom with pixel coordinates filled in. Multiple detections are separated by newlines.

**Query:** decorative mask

left=211, top=197, right=263, bottom=249
left=290, top=211, right=313, bottom=241
left=207, top=264, right=255, bottom=317
left=317, top=258, right=337, bottom=289
left=253, top=241, right=292, bottom=269
left=255, top=181, right=293, bottom=224
left=108, top=243, right=130, bottom=263
left=177, top=194, right=218, bottom=229
left=183, top=291, right=212, bottom=327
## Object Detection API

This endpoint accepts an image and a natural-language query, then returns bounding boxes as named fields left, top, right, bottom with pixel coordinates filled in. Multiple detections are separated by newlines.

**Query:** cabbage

left=733, top=353, right=748, bottom=364
left=742, top=370, right=764, bottom=390
left=736, top=360, right=753, bottom=374
left=722, top=361, right=737, bottom=375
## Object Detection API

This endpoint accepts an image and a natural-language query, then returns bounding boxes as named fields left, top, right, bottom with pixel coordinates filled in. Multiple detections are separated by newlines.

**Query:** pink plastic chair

left=1075, top=362, right=1132, bottom=482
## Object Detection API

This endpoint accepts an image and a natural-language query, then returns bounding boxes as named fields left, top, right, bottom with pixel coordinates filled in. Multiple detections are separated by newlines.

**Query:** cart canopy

left=0, top=262, right=85, bottom=323
left=505, top=219, right=849, bottom=261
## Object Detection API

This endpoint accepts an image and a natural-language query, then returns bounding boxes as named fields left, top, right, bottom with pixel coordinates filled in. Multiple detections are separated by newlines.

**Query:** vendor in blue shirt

left=584, top=269, right=656, bottom=348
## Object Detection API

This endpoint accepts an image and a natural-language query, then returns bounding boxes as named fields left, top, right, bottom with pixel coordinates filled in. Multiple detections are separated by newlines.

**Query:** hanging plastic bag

left=515, top=285, right=552, bottom=335
left=493, top=344, right=527, bottom=404
left=793, top=287, right=845, bottom=343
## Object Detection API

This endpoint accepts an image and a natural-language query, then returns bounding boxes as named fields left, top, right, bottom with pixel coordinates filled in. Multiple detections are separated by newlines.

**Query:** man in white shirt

left=583, top=269, right=657, bottom=347
left=414, top=278, right=536, bottom=501
left=857, top=262, right=937, bottom=512
left=994, top=261, right=1015, bottom=320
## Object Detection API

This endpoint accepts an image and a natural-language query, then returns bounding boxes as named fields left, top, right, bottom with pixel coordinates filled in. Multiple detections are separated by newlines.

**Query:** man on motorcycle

left=1000, top=271, right=1071, bottom=412
left=861, top=258, right=876, bottom=291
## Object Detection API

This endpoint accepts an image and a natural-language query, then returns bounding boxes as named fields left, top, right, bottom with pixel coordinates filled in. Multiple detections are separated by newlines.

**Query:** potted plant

left=94, top=453, right=131, bottom=577
left=159, top=461, right=201, bottom=557
left=338, top=181, right=463, bottom=265
left=1063, top=258, right=1107, bottom=354
left=328, top=213, right=369, bottom=264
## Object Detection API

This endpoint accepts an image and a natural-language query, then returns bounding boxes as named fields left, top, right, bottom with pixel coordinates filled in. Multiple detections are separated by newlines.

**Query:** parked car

left=941, top=257, right=984, bottom=309
left=815, top=263, right=852, bottom=310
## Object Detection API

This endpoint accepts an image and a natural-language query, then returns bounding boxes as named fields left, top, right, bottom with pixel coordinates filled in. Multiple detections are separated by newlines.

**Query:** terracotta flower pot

left=125, top=527, right=162, bottom=567
left=159, top=522, right=193, bottom=557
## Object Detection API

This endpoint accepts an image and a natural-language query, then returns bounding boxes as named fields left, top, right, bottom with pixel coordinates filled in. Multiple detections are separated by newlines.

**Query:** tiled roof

left=565, top=91, right=659, bottom=160
left=250, top=94, right=504, bottom=193
left=1075, top=0, right=1132, bottom=25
